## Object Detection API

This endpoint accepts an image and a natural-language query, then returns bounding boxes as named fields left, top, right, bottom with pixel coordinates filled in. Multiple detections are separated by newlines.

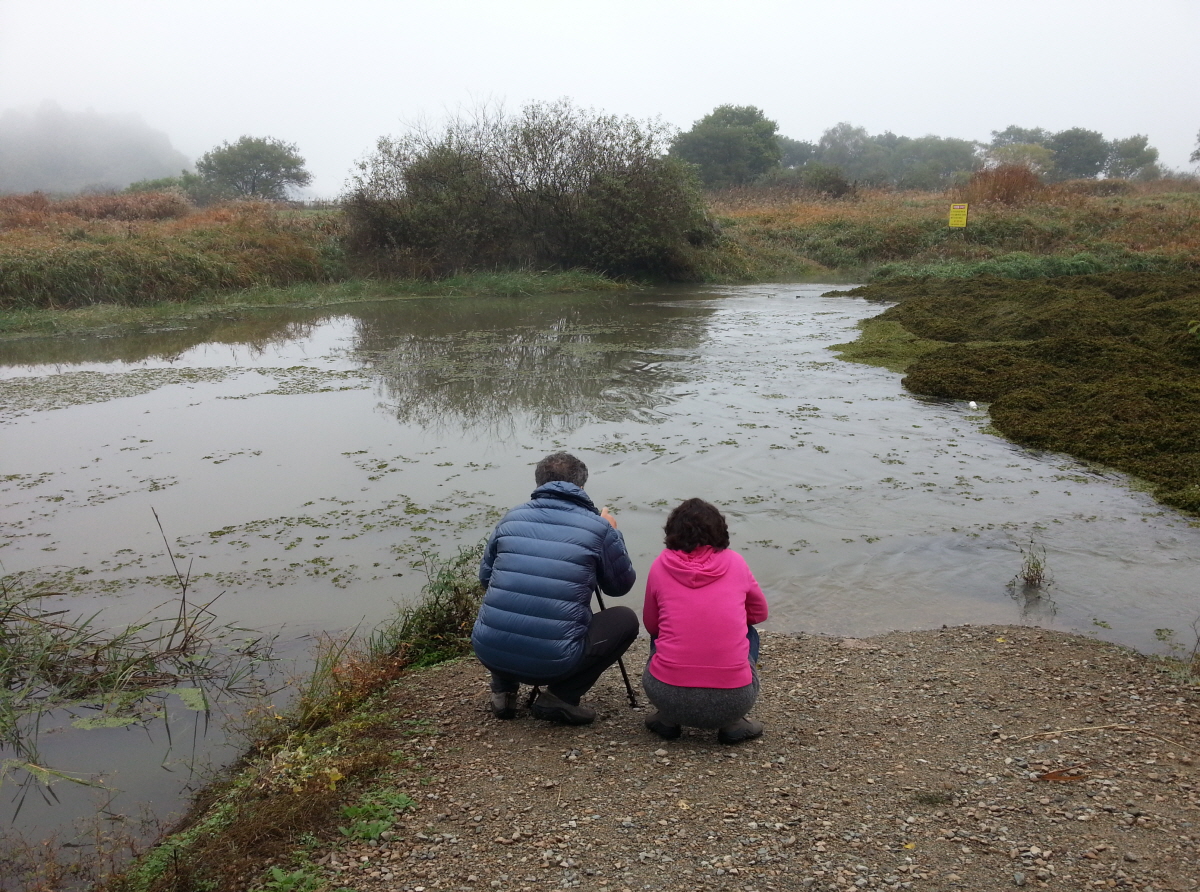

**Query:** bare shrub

left=345, top=99, right=713, bottom=279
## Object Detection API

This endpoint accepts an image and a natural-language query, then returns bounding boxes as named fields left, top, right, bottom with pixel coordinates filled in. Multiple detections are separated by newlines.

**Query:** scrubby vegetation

left=836, top=273, right=1200, bottom=515
left=2, top=152, right=1198, bottom=326
left=94, top=544, right=485, bottom=892
left=345, top=99, right=714, bottom=279
left=704, top=174, right=1200, bottom=281
left=0, top=193, right=345, bottom=310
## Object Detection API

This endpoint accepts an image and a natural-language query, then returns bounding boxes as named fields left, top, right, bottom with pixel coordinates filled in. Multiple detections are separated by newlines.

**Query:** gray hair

left=534, top=452, right=588, bottom=487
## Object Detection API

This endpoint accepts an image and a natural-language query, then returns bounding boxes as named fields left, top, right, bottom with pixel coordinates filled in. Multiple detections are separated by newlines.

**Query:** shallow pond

left=2, top=283, right=1198, bottom=850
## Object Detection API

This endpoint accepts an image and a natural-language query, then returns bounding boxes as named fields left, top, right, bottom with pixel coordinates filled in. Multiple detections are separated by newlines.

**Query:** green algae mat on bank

left=834, top=273, right=1200, bottom=515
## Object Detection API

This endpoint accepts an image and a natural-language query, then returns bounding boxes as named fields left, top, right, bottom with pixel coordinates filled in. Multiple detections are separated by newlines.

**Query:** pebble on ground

left=243, top=627, right=1198, bottom=892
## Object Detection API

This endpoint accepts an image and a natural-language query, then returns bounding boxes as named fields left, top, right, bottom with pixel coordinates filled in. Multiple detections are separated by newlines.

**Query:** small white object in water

left=968, top=401, right=978, bottom=410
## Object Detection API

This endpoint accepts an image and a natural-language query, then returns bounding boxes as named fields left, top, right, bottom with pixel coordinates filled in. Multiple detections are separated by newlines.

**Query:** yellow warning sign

left=948, top=203, right=969, bottom=228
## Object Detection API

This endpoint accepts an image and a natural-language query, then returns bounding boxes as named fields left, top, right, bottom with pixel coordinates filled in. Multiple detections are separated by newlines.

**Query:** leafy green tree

left=1106, top=135, right=1159, bottom=179
left=1190, top=129, right=1200, bottom=164
left=1045, top=128, right=1110, bottom=180
left=990, top=125, right=1051, bottom=148
left=778, top=136, right=816, bottom=169
left=816, top=122, right=888, bottom=182
left=195, top=136, right=312, bottom=200
left=812, top=124, right=979, bottom=188
left=986, top=143, right=1055, bottom=178
left=669, top=105, right=782, bottom=188
left=886, top=134, right=981, bottom=189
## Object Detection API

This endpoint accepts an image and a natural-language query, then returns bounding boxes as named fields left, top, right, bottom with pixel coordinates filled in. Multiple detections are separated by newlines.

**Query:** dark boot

left=530, top=689, right=596, bottom=725
left=718, top=717, right=763, bottom=745
left=644, top=711, right=682, bottom=740
left=490, top=691, right=517, bottom=720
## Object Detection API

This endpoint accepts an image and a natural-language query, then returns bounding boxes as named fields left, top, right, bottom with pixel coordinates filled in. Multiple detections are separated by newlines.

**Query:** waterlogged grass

left=829, top=318, right=953, bottom=373
left=0, top=269, right=629, bottom=340
left=0, top=575, right=273, bottom=792
left=105, top=545, right=485, bottom=892
left=835, top=272, right=1200, bottom=515
left=873, top=248, right=1186, bottom=281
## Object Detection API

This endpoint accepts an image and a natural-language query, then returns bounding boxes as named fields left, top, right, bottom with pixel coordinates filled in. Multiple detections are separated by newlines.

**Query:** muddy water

left=2, top=283, right=1198, bottom=844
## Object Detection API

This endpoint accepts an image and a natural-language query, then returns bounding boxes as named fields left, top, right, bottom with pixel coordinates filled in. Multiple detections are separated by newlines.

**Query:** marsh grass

left=0, top=798, right=162, bottom=892
left=104, top=542, right=486, bottom=892
left=291, top=542, right=485, bottom=732
left=0, top=269, right=627, bottom=340
left=5, top=178, right=1197, bottom=323
left=840, top=272, right=1200, bottom=516
left=1010, top=537, right=1051, bottom=589
left=707, top=179, right=1200, bottom=280
left=0, top=198, right=346, bottom=310
left=0, top=575, right=274, bottom=795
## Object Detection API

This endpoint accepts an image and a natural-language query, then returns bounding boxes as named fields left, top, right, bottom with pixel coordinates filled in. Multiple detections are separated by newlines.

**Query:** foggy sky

left=2, top=0, right=1197, bottom=196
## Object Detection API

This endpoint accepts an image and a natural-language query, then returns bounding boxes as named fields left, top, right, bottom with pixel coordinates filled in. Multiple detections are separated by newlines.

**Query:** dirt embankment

left=237, top=626, right=1198, bottom=892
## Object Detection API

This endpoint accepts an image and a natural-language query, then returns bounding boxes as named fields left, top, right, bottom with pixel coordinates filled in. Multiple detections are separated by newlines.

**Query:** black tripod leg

left=595, top=587, right=638, bottom=708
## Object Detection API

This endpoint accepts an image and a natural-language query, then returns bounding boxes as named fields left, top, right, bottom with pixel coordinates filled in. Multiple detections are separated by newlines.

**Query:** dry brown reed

left=0, top=191, right=191, bottom=230
left=954, top=164, right=1044, bottom=205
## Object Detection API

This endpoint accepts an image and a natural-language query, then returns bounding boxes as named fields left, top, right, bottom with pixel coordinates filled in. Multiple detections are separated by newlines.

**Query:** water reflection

left=349, top=293, right=716, bottom=434
left=0, top=308, right=332, bottom=368
left=1010, top=582, right=1058, bottom=622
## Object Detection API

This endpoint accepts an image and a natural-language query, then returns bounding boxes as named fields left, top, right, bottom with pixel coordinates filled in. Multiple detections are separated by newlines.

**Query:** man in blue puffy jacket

left=472, top=452, right=638, bottom=725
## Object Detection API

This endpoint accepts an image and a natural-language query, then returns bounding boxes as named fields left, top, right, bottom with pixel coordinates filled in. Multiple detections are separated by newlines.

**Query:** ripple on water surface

left=1, top=283, right=1198, bottom=843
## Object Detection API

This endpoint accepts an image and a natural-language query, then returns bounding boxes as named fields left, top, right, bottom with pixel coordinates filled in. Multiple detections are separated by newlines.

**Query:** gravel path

left=268, top=627, right=1198, bottom=892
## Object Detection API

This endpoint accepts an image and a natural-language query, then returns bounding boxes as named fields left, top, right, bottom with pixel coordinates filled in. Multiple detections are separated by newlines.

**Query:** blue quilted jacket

left=471, top=481, right=636, bottom=682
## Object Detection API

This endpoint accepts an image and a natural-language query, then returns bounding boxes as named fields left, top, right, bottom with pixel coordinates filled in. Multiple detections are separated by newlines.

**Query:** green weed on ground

left=837, top=272, right=1200, bottom=516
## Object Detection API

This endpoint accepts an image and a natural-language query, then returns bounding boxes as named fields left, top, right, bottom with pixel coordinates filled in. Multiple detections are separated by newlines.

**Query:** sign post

left=948, top=203, right=969, bottom=228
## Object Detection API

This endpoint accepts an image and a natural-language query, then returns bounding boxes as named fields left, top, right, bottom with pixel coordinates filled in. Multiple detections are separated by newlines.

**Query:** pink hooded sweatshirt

left=643, top=546, right=769, bottom=689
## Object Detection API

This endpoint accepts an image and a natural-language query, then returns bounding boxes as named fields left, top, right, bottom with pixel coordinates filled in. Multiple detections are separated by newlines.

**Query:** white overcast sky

left=2, top=0, right=1198, bottom=195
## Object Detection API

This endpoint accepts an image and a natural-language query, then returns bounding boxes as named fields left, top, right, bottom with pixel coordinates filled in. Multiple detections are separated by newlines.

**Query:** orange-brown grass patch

left=0, top=199, right=346, bottom=309
left=701, top=180, right=1200, bottom=277
left=0, top=191, right=191, bottom=230
left=954, top=164, right=1044, bottom=206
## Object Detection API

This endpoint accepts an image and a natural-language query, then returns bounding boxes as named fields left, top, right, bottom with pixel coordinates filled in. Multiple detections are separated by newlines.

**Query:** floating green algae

left=836, top=273, right=1200, bottom=515
left=0, top=367, right=234, bottom=417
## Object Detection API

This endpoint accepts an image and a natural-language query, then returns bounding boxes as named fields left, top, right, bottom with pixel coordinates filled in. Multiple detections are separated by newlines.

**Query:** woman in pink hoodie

left=642, top=498, right=769, bottom=744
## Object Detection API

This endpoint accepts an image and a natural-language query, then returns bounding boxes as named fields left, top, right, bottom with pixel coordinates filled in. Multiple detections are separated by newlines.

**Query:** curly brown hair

left=663, top=498, right=729, bottom=553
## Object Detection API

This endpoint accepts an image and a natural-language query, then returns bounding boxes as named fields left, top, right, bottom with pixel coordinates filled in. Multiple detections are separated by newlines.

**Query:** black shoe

left=644, top=711, right=682, bottom=740
left=530, top=690, right=596, bottom=725
left=490, top=691, right=517, bottom=720
left=717, top=717, right=763, bottom=745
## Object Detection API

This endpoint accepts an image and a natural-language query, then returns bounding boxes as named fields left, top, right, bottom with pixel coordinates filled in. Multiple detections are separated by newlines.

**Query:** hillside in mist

left=0, top=101, right=191, bottom=194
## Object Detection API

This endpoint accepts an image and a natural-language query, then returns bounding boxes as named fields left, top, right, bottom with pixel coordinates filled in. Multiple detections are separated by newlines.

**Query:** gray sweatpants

left=641, top=663, right=759, bottom=730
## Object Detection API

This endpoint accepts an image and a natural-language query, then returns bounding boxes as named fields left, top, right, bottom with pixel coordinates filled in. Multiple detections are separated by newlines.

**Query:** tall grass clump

left=290, top=542, right=484, bottom=733
left=345, top=99, right=714, bottom=280
left=954, top=163, right=1044, bottom=205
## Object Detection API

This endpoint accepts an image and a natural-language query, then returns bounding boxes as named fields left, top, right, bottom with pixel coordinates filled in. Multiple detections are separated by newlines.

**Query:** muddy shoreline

left=213, top=626, right=1198, bottom=892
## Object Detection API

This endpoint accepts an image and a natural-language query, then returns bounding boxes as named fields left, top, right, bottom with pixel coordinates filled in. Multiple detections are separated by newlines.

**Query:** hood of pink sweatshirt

left=657, top=546, right=733, bottom=588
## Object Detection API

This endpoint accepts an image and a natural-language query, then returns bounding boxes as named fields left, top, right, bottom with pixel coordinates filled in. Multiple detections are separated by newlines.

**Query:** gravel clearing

left=257, top=626, right=1199, bottom=892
